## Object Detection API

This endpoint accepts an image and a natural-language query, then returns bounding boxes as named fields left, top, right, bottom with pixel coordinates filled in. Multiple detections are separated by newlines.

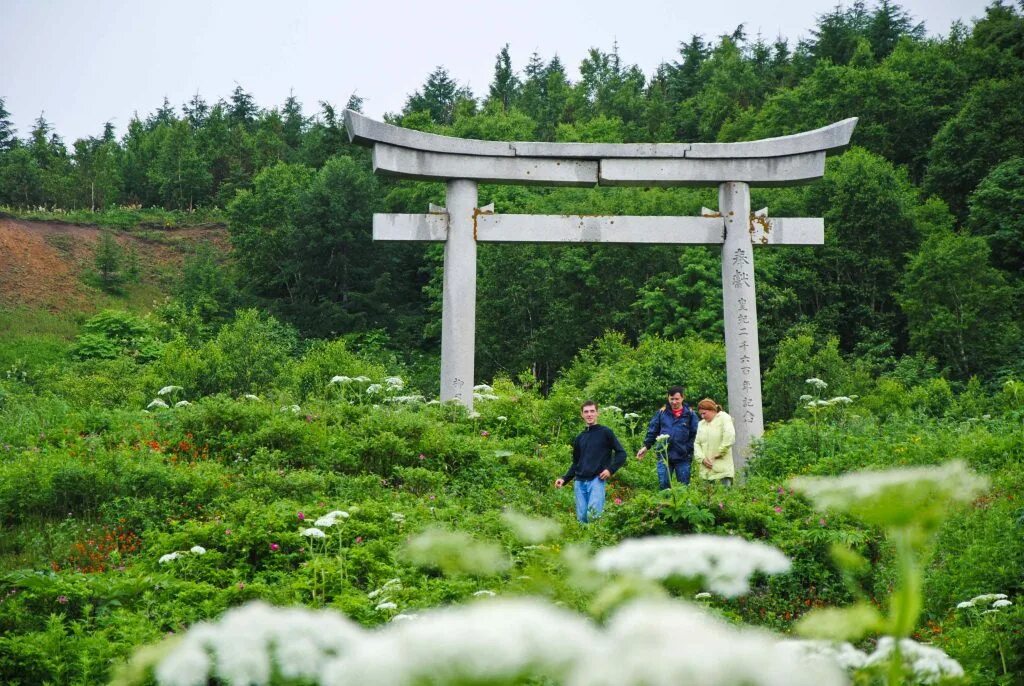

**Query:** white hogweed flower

left=321, top=598, right=596, bottom=686
left=578, top=600, right=847, bottom=686
left=158, top=385, right=183, bottom=396
left=592, top=535, right=791, bottom=597
left=863, top=637, right=964, bottom=684
left=791, top=460, right=988, bottom=532
left=154, top=601, right=361, bottom=686
left=301, top=528, right=326, bottom=539
left=189, top=546, right=206, bottom=555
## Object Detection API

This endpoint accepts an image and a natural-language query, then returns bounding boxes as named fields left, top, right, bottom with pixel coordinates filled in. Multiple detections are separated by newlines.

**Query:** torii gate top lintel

left=343, top=109, right=857, bottom=187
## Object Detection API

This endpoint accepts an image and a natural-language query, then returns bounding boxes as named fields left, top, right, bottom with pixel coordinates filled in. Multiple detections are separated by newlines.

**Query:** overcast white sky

left=1, top=0, right=993, bottom=143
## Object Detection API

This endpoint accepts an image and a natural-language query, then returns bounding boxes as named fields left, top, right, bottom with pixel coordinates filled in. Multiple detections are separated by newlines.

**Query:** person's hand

left=598, top=469, right=611, bottom=480
left=554, top=478, right=565, bottom=488
left=636, top=446, right=647, bottom=460
left=702, top=457, right=713, bottom=469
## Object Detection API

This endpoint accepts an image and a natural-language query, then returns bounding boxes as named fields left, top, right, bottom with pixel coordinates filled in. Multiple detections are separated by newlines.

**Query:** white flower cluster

left=158, top=385, right=183, bottom=396
left=159, top=546, right=208, bottom=564
left=791, top=460, right=988, bottom=513
left=153, top=598, right=863, bottom=686
left=384, top=376, right=404, bottom=389
left=624, top=412, right=640, bottom=421
left=385, top=395, right=426, bottom=404
left=592, top=535, right=791, bottom=597
left=806, top=396, right=855, bottom=409
left=155, top=601, right=361, bottom=686
left=604, top=405, right=623, bottom=413
left=328, top=375, right=352, bottom=385
left=367, top=578, right=402, bottom=600
left=322, top=598, right=594, bottom=686
left=366, top=384, right=383, bottom=394
left=782, top=639, right=868, bottom=672
left=473, top=392, right=499, bottom=401
left=956, top=592, right=1011, bottom=610
left=863, top=637, right=964, bottom=684
left=302, top=527, right=326, bottom=539
left=579, top=601, right=846, bottom=686
left=806, top=377, right=828, bottom=390
left=314, top=510, right=350, bottom=528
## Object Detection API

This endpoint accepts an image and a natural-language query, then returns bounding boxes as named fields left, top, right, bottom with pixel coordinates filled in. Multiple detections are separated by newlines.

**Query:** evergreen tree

left=147, top=97, right=178, bottom=129
left=668, top=34, right=710, bottom=103
left=486, top=44, right=520, bottom=112
left=150, top=118, right=211, bottom=210
left=282, top=92, right=306, bottom=152
left=518, top=51, right=547, bottom=123
left=866, top=0, right=924, bottom=60
left=229, top=85, right=259, bottom=128
left=404, top=66, right=472, bottom=125
left=183, top=93, right=209, bottom=128
left=810, top=1, right=871, bottom=65
left=73, top=132, right=121, bottom=210
left=0, top=96, right=16, bottom=153
left=345, top=92, right=364, bottom=113
left=121, top=115, right=155, bottom=205
left=93, top=231, right=126, bottom=293
left=0, top=147, right=43, bottom=206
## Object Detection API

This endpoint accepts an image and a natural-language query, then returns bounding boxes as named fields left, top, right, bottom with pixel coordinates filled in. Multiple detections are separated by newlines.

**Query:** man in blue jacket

left=555, top=400, right=627, bottom=523
left=636, top=385, right=699, bottom=489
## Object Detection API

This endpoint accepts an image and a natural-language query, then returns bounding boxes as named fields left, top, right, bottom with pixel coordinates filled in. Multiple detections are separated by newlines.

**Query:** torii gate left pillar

left=440, top=179, right=477, bottom=405
left=344, top=110, right=856, bottom=468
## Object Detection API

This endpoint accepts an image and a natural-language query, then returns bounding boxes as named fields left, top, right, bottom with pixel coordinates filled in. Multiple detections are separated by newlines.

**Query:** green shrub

left=198, top=309, right=298, bottom=396
left=70, top=310, right=162, bottom=363
left=289, top=339, right=387, bottom=400
left=554, top=333, right=726, bottom=415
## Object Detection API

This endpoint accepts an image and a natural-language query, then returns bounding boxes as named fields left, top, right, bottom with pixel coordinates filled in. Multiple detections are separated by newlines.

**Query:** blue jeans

left=657, top=459, right=691, bottom=489
left=573, top=476, right=606, bottom=523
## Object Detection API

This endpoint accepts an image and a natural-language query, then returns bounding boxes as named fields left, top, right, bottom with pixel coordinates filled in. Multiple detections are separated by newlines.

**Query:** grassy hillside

left=0, top=302, right=1020, bottom=684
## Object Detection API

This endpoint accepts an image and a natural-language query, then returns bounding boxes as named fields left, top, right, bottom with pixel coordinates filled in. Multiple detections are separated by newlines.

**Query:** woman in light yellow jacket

left=694, top=398, right=735, bottom=486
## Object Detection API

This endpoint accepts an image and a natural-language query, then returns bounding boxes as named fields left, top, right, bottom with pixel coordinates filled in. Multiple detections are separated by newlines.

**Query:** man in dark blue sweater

left=554, top=400, right=627, bottom=523
left=635, top=385, right=699, bottom=489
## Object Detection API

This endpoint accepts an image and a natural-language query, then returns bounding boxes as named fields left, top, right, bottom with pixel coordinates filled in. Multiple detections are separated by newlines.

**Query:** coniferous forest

left=0, top=2, right=1023, bottom=684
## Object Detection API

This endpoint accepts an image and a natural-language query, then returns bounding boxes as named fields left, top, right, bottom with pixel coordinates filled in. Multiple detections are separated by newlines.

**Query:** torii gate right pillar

left=720, top=181, right=764, bottom=469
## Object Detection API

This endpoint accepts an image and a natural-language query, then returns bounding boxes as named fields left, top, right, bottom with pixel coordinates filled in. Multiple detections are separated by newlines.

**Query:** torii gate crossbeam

left=344, top=110, right=856, bottom=469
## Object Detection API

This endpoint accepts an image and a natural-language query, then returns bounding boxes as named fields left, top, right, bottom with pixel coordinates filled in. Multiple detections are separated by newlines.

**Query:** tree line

left=1, top=0, right=1023, bottom=394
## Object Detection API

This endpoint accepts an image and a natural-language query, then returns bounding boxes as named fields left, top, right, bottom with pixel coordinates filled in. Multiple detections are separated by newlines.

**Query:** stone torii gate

left=344, top=109, right=856, bottom=468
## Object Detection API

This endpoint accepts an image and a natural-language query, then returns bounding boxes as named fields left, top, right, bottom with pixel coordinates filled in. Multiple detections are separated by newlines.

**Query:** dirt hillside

left=0, top=216, right=230, bottom=312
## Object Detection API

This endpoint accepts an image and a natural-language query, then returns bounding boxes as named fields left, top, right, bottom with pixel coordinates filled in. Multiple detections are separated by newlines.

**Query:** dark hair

left=667, top=385, right=685, bottom=397
left=581, top=400, right=598, bottom=410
